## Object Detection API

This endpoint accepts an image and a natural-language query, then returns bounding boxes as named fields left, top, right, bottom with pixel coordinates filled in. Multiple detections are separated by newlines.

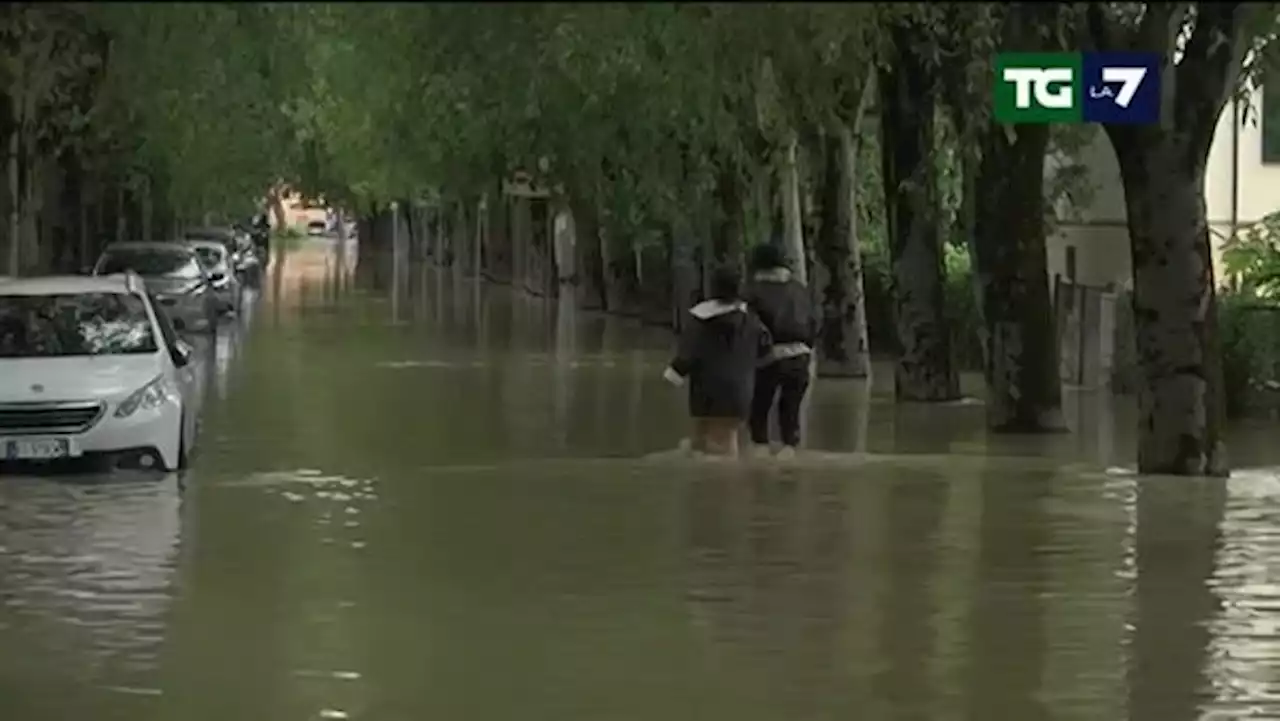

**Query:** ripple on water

left=1204, top=467, right=1280, bottom=717
left=0, top=474, right=183, bottom=688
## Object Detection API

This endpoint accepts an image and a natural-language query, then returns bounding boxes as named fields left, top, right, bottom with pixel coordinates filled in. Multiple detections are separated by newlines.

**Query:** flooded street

left=5, top=241, right=1280, bottom=720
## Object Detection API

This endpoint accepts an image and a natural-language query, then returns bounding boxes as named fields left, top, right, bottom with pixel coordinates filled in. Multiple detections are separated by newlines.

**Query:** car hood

left=0, top=355, right=164, bottom=402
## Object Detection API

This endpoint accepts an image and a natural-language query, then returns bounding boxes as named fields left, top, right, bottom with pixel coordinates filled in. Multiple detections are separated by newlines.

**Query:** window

left=0, top=292, right=159, bottom=358
left=98, top=249, right=202, bottom=279
left=1263, top=81, right=1280, bottom=164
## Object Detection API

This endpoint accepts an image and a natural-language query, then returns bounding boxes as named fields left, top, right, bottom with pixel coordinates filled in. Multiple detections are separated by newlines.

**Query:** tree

left=1085, top=2, right=1279, bottom=475
left=0, top=4, right=103, bottom=273
left=939, top=4, right=1069, bottom=432
left=762, top=4, right=880, bottom=379
left=878, top=14, right=961, bottom=401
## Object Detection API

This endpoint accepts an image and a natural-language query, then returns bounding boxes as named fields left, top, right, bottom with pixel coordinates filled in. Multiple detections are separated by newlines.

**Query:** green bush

left=1220, top=293, right=1280, bottom=418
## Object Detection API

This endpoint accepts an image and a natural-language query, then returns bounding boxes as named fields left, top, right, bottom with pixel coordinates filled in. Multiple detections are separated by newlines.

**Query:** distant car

left=183, top=227, right=255, bottom=282
left=307, top=220, right=328, bottom=236
left=93, top=242, right=219, bottom=335
left=0, top=273, right=199, bottom=471
left=181, top=240, right=241, bottom=315
left=232, top=233, right=264, bottom=287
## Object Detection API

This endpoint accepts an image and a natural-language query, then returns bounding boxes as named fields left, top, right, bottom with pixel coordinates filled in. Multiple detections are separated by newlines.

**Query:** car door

left=148, top=294, right=201, bottom=445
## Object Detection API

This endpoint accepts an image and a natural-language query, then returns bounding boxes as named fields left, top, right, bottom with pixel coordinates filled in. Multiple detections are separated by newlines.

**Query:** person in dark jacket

left=744, top=243, right=820, bottom=458
left=664, top=265, right=772, bottom=456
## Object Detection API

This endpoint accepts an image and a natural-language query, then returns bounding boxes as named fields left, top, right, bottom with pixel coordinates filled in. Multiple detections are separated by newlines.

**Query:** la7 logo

left=1101, top=67, right=1148, bottom=108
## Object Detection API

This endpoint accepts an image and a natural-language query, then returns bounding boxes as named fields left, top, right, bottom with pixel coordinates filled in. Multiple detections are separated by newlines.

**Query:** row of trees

left=1, top=2, right=1275, bottom=476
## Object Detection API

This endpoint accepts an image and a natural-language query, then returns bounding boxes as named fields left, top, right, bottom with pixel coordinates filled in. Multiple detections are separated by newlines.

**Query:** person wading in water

left=663, top=265, right=772, bottom=457
left=744, top=244, right=819, bottom=460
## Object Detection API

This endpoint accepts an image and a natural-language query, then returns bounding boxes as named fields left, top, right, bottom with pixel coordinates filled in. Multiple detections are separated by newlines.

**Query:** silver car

left=184, top=227, right=253, bottom=284
left=92, top=242, right=219, bottom=335
left=182, top=240, right=240, bottom=315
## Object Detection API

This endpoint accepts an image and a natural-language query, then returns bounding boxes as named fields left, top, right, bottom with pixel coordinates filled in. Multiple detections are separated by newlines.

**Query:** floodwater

left=3, top=238, right=1280, bottom=720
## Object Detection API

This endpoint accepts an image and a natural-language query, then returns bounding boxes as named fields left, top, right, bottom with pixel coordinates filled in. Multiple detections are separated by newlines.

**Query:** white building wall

left=1048, top=86, right=1280, bottom=291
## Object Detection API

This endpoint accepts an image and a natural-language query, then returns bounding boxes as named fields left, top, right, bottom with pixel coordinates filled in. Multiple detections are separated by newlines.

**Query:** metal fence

left=1053, top=276, right=1137, bottom=393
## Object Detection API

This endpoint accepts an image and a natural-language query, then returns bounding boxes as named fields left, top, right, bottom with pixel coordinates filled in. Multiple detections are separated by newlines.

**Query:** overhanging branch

left=1174, top=2, right=1246, bottom=160
left=1134, top=3, right=1190, bottom=55
left=1085, top=2, right=1123, bottom=52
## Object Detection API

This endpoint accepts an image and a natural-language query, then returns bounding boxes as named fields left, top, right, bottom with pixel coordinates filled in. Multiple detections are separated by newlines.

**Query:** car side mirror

left=171, top=339, right=193, bottom=368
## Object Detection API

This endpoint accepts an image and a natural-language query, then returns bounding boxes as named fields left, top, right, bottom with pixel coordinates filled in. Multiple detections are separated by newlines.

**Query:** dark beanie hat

left=750, top=243, right=789, bottom=271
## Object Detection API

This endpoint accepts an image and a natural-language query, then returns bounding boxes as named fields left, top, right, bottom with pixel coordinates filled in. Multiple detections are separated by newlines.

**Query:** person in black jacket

left=744, top=243, right=820, bottom=458
left=664, top=265, right=772, bottom=456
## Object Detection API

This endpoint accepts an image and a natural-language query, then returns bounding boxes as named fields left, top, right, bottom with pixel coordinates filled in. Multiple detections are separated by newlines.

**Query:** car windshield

left=98, top=249, right=202, bottom=279
left=0, top=292, right=159, bottom=358
left=191, top=246, right=224, bottom=268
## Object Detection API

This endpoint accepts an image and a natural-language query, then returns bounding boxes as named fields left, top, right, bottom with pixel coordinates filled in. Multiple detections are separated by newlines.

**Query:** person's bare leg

left=701, top=418, right=740, bottom=458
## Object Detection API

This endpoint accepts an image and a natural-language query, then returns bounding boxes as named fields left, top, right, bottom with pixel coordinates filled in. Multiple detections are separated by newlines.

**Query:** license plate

left=3, top=438, right=72, bottom=461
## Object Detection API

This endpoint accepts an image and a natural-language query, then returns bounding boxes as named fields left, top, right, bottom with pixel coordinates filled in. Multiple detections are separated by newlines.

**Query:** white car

left=0, top=273, right=199, bottom=472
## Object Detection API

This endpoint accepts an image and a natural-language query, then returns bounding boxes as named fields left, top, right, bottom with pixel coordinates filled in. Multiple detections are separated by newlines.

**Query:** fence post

left=1077, top=283, right=1088, bottom=387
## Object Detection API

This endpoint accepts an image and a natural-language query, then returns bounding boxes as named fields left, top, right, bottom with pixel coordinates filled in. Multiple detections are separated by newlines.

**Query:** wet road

left=4, top=241, right=1280, bottom=719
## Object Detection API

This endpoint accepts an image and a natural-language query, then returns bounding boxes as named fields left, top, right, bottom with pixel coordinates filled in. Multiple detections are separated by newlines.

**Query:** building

left=1048, top=84, right=1280, bottom=290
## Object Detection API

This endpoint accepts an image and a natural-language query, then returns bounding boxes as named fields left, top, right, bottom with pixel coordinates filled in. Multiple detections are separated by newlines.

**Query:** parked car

left=0, top=273, right=198, bottom=471
left=183, top=226, right=255, bottom=282
left=182, top=240, right=241, bottom=315
left=93, top=242, right=219, bottom=335
left=232, top=233, right=264, bottom=287
left=306, top=219, right=328, bottom=237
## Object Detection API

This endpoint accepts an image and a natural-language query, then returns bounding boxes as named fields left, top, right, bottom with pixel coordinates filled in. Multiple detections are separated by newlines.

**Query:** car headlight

left=115, top=375, right=174, bottom=418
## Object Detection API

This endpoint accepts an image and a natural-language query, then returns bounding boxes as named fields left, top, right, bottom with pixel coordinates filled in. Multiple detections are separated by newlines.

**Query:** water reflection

left=1129, top=477, right=1225, bottom=720
left=0, top=473, right=184, bottom=714
left=684, top=467, right=857, bottom=715
left=10, top=244, right=1280, bottom=720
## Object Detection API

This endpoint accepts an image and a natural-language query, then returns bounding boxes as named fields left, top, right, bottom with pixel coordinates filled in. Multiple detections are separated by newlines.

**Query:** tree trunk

left=140, top=177, right=153, bottom=242
left=355, top=204, right=384, bottom=288
left=879, top=30, right=959, bottom=402
left=712, top=155, right=745, bottom=268
left=6, top=128, right=19, bottom=275
left=972, top=123, right=1065, bottom=431
left=1112, top=134, right=1227, bottom=475
left=600, top=221, right=625, bottom=312
left=781, top=132, right=807, bottom=284
left=570, top=193, right=606, bottom=310
left=815, top=124, right=872, bottom=378
left=473, top=195, right=485, bottom=275
left=267, top=184, right=287, bottom=230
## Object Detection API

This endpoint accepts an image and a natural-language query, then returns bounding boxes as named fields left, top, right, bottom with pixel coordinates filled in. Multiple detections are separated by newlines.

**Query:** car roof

left=103, top=241, right=196, bottom=255
left=0, top=274, right=145, bottom=296
left=181, top=239, right=227, bottom=253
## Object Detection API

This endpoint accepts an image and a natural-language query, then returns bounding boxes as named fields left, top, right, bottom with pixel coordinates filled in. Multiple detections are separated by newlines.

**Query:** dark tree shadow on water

left=962, top=469, right=1052, bottom=721
left=871, top=471, right=952, bottom=719
left=1127, top=478, right=1225, bottom=721
left=682, top=468, right=856, bottom=716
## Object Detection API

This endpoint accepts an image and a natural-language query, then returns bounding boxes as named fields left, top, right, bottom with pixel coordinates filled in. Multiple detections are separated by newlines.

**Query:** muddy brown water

left=3, top=240, right=1280, bottom=720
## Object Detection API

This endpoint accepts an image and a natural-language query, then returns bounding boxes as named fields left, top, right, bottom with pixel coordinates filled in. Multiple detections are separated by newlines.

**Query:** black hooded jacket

left=667, top=300, right=772, bottom=419
left=745, top=267, right=819, bottom=357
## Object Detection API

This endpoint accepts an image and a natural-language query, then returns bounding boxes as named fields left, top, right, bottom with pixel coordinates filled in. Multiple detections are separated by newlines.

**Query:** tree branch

left=1085, top=2, right=1122, bottom=52
left=1134, top=2, right=1190, bottom=54
left=1174, top=2, right=1246, bottom=161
